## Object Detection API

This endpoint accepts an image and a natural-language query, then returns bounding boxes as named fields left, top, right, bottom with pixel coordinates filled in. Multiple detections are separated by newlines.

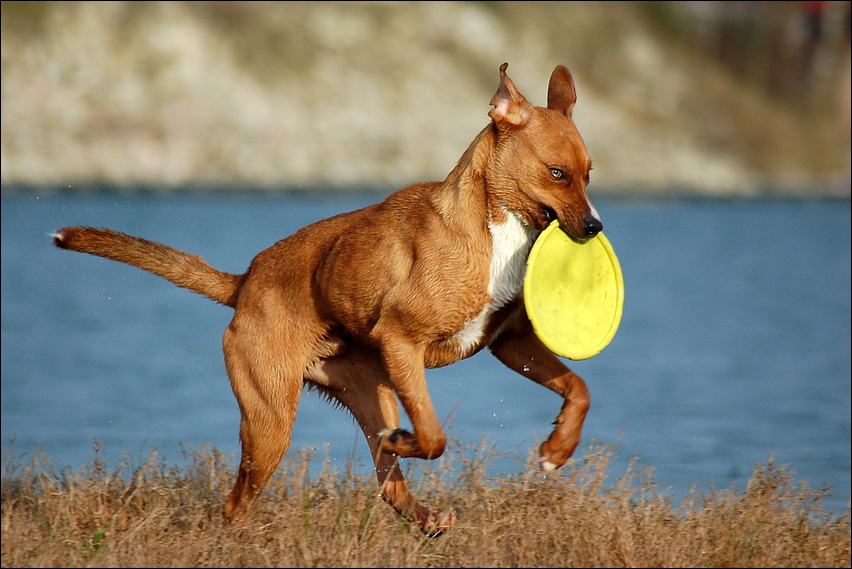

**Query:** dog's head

left=487, top=63, right=602, bottom=242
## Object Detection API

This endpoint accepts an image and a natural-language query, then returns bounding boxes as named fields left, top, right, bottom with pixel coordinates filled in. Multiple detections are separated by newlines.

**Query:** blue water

left=2, top=191, right=850, bottom=515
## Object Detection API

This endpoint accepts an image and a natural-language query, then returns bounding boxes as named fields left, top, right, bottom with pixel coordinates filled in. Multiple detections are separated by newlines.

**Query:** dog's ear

left=547, top=65, right=577, bottom=119
left=489, top=62, right=533, bottom=129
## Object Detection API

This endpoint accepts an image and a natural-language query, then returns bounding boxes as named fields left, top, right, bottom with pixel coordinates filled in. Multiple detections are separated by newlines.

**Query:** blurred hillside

left=1, top=1, right=850, bottom=196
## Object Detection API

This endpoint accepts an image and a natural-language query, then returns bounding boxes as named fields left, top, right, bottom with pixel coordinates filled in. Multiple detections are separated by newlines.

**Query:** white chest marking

left=453, top=210, right=538, bottom=354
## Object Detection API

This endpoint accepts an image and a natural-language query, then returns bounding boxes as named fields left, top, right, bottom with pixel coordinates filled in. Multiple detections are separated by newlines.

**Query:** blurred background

left=2, top=2, right=850, bottom=514
left=2, top=0, right=850, bottom=195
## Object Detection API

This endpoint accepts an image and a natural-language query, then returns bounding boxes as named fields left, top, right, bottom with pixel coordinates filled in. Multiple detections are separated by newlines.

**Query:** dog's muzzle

left=542, top=206, right=603, bottom=241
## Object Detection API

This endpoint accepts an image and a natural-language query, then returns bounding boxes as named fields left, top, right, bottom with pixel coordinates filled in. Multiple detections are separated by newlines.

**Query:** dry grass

left=2, top=439, right=848, bottom=568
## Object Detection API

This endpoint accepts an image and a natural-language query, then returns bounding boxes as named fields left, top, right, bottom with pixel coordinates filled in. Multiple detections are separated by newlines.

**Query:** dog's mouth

left=541, top=205, right=558, bottom=224
left=541, top=205, right=602, bottom=244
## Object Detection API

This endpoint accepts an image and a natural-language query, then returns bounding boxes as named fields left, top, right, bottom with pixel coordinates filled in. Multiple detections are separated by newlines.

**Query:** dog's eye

left=550, top=168, right=564, bottom=180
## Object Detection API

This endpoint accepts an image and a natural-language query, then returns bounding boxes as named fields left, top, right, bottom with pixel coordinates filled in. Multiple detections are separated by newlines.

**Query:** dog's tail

left=53, top=227, right=243, bottom=308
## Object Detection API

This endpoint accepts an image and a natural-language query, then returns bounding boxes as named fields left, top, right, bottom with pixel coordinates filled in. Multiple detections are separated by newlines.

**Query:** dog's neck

left=436, top=122, right=541, bottom=305
left=430, top=126, right=495, bottom=228
left=436, top=125, right=541, bottom=357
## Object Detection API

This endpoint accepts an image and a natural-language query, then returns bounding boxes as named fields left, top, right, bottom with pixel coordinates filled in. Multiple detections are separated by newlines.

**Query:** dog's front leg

left=374, top=339, right=447, bottom=461
left=489, top=326, right=590, bottom=472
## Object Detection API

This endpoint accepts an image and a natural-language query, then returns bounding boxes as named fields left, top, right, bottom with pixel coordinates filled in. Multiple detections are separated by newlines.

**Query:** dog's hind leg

left=489, top=315, right=590, bottom=473
left=306, top=345, right=457, bottom=535
left=220, top=319, right=308, bottom=524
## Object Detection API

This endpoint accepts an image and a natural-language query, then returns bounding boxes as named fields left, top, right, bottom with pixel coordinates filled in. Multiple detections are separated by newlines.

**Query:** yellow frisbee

left=524, top=221, right=624, bottom=360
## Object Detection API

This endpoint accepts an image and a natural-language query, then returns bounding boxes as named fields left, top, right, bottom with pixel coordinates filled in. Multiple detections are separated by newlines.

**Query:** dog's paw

left=378, top=427, right=411, bottom=443
left=539, top=456, right=559, bottom=472
left=378, top=428, right=446, bottom=459
left=377, top=428, right=415, bottom=455
left=421, top=509, right=457, bottom=537
left=379, top=428, right=435, bottom=458
left=538, top=441, right=568, bottom=473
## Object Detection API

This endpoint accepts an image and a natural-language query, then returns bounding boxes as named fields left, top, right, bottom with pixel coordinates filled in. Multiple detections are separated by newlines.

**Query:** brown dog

left=53, top=62, right=602, bottom=534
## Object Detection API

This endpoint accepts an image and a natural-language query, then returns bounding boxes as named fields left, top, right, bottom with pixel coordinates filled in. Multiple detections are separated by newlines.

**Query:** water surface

left=2, top=191, right=849, bottom=514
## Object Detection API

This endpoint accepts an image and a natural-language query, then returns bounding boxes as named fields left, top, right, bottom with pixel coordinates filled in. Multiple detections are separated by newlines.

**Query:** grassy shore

left=1, top=439, right=849, bottom=568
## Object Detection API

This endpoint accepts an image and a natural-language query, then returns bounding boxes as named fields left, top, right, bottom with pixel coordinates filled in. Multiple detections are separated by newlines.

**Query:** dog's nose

left=583, top=216, right=603, bottom=237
